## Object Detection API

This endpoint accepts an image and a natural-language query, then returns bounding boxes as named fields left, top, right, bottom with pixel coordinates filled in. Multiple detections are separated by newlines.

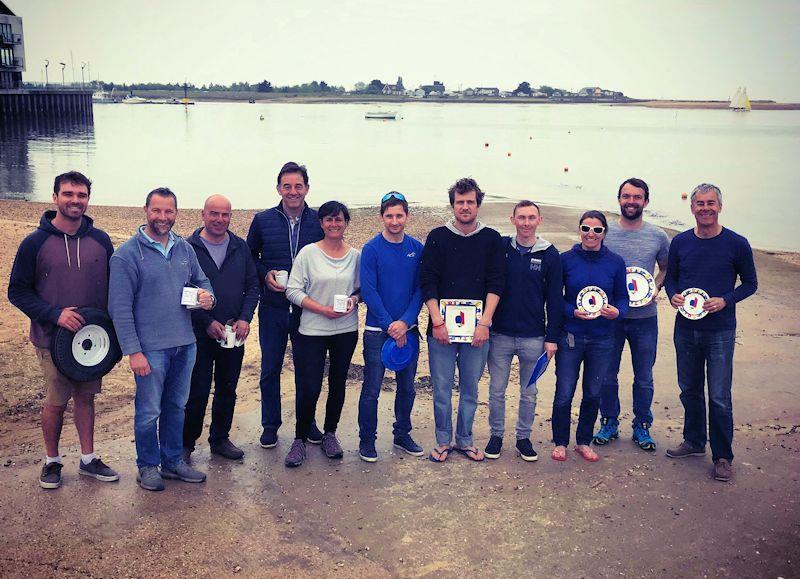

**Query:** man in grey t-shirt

left=593, top=178, right=670, bottom=451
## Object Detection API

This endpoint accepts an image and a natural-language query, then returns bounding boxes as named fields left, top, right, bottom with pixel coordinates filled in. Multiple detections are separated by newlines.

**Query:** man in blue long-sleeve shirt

left=357, top=192, right=424, bottom=462
left=664, top=183, right=757, bottom=482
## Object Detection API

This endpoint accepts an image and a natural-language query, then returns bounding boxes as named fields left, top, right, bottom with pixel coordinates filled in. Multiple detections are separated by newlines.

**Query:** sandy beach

left=0, top=199, right=798, bottom=578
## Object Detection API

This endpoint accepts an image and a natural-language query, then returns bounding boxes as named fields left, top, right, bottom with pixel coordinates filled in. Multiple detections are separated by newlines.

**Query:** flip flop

left=551, top=447, right=567, bottom=461
left=454, top=446, right=485, bottom=462
left=574, top=445, right=600, bottom=462
left=429, top=445, right=451, bottom=463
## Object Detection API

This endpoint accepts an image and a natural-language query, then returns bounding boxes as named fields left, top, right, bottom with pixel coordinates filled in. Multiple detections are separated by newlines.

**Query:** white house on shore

left=0, top=0, right=24, bottom=89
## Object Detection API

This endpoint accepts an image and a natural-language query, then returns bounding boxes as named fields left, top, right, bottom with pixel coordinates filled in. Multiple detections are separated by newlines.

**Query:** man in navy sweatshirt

left=357, top=192, right=424, bottom=462
left=485, top=200, right=563, bottom=462
left=109, top=188, right=215, bottom=492
left=8, top=171, right=118, bottom=489
left=420, top=178, right=505, bottom=463
left=664, top=183, right=757, bottom=482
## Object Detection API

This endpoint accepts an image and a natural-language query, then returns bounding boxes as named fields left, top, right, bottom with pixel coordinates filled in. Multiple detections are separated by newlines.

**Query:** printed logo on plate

left=576, top=286, right=608, bottom=318
left=626, top=266, right=656, bottom=308
left=679, top=287, right=710, bottom=320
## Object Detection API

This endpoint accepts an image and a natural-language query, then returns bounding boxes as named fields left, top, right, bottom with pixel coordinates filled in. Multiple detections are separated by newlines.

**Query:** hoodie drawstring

left=63, top=235, right=71, bottom=268
left=77, top=236, right=81, bottom=269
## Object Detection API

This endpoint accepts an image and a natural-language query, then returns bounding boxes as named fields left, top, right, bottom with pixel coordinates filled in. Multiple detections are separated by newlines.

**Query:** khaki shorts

left=36, top=347, right=102, bottom=406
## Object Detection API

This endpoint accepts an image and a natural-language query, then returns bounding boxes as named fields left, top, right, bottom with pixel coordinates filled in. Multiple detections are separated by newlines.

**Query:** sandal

left=574, top=445, right=600, bottom=462
left=551, top=446, right=567, bottom=461
left=429, top=445, right=451, bottom=463
left=454, top=446, right=485, bottom=462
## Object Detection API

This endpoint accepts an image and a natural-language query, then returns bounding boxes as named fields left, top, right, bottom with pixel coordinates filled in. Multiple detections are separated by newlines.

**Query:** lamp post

left=44, top=59, right=49, bottom=86
left=59, top=62, right=66, bottom=86
left=81, top=62, right=86, bottom=88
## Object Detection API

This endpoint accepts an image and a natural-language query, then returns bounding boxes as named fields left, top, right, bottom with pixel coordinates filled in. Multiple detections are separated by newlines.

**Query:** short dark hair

left=618, top=177, right=650, bottom=202
left=579, top=209, right=608, bottom=230
left=277, top=162, right=309, bottom=186
left=513, top=200, right=541, bottom=216
left=448, top=177, right=484, bottom=206
left=380, top=195, right=408, bottom=216
left=146, top=187, right=178, bottom=209
left=53, top=171, right=92, bottom=196
left=318, top=200, right=350, bottom=222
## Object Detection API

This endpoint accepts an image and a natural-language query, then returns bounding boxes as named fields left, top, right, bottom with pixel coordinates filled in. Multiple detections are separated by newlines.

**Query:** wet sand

left=0, top=199, right=798, bottom=578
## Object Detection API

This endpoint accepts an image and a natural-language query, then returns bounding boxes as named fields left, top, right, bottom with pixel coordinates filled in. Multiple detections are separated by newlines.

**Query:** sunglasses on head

left=580, top=224, right=606, bottom=234
left=381, top=191, right=406, bottom=203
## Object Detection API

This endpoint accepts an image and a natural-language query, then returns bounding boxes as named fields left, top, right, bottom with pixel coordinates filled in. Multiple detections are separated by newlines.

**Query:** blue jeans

left=600, top=316, right=658, bottom=426
left=358, top=330, right=419, bottom=443
left=487, top=332, right=544, bottom=440
left=428, top=339, right=489, bottom=447
left=258, top=303, right=292, bottom=433
left=552, top=333, right=614, bottom=446
left=134, top=343, right=197, bottom=469
left=674, top=324, right=735, bottom=462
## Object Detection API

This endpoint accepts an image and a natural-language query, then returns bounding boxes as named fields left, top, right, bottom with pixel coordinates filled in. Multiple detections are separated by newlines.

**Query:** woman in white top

left=284, top=201, right=360, bottom=467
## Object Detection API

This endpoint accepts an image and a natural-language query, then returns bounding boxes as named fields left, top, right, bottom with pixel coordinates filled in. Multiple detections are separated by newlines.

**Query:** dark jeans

left=600, top=316, right=658, bottom=426
left=674, top=324, right=736, bottom=462
left=358, top=330, right=418, bottom=443
left=292, top=331, right=358, bottom=441
left=258, top=303, right=294, bottom=433
left=552, top=332, right=615, bottom=446
left=183, top=336, right=245, bottom=450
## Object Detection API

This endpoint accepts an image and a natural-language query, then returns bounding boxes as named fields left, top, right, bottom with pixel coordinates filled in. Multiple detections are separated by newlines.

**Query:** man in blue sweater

left=357, top=192, right=424, bottom=462
left=664, top=183, right=757, bottom=482
left=485, top=201, right=563, bottom=462
left=247, top=162, right=324, bottom=449
left=109, top=188, right=215, bottom=492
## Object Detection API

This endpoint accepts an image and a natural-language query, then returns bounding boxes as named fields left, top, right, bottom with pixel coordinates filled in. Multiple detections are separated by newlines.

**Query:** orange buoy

left=681, top=192, right=688, bottom=199
left=485, top=142, right=489, bottom=147
left=564, top=166, right=569, bottom=172
left=507, top=152, right=511, bottom=157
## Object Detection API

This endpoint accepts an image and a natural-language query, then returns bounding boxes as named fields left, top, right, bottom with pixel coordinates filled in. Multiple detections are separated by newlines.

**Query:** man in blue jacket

left=109, top=188, right=215, bottom=492
left=485, top=201, right=563, bottom=462
left=247, top=162, right=324, bottom=449
left=665, top=183, right=757, bottom=482
left=183, top=195, right=260, bottom=462
left=357, top=192, right=424, bottom=462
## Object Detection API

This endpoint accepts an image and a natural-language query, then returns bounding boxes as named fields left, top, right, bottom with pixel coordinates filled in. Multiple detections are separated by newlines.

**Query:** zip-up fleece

left=8, top=211, right=114, bottom=348
left=187, top=228, right=260, bottom=337
left=108, top=227, right=214, bottom=355
left=246, top=202, right=323, bottom=309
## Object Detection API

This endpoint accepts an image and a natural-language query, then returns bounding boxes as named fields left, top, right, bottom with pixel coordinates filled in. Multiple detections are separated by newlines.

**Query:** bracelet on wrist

left=433, top=321, right=446, bottom=329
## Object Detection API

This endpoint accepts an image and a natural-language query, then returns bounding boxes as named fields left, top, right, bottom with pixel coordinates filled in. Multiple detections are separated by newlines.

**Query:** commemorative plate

left=439, top=299, right=483, bottom=342
left=576, top=286, right=608, bottom=318
left=679, top=287, right=710, bottom=320
left=626, top=266, right=657, bottom=308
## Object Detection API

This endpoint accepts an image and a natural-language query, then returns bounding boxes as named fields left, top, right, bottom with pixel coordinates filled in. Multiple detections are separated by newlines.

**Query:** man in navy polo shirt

left=664, top=183, right=757, bottom=482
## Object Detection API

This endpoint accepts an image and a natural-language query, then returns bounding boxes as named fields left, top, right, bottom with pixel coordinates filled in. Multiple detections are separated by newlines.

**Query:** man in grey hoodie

left=109, top=188, right=214, bottom=492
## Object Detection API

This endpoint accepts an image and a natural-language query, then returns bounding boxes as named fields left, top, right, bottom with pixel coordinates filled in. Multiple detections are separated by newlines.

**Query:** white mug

left=275, top=270, right=289, bottom=288
left=181, top=287, right=200, bottom=309
left=217, top=325, right=237, bottom=348
left=333, top=294, right=353, bottom=313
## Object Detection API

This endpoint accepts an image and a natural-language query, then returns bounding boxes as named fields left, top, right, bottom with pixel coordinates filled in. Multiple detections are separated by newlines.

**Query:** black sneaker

left=484, top=435, right=503, bottom=459
left=260, top=429, right=278, bottom=449
left=515, top=438, right=539, bottom=462
left=39, top=462, right=63, bottom=489
left=211, top=439, right=245, bottom=460
left=393, top=435, right=424, bottom=457
left=307, top=423, right=324, bottom=445
left=285, top=439, right=306, bottom=467
left=359, top=441, right=379, bottom=462
left=79, top=457, right=120, bottom=482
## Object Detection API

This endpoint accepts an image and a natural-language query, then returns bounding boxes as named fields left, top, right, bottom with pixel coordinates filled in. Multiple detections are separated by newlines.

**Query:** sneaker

left=713, top=458, right=732, bottom=482
left=79, top=457, right=120, bottom=482
left=160, top=460, right=207, bottom=483
left=136, top=466, right=165, bottom=491
left=211, top=438, right=245, bottom=460
left=285, top=439, right=306, bottom=467
left=39, top=462, right=63, bottom=489
left=259, top=429, right=278, bottom=449
left=592, top=417, right=619, bottom=446
left=484, top=435, right=503, bottom=459
left=665, top=440, right=706, bottom=458
left=632, top=423, right=657, bottom=451
left=307, top=423, right=324, bottom=445
left=359, top=441, right=378, bottom=462
left=393, top=435, right=424, bottom=457
left=515, top=438, right=539, bottom=462
left=321, top=432, right=344, bottom=459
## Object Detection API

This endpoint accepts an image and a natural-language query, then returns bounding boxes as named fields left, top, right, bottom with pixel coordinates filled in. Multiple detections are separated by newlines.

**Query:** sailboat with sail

left=729, top=86, right=751, bottom=111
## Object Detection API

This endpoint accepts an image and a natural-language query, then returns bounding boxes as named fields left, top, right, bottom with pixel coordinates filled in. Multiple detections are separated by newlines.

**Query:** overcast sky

left=11, top=0, right=800, bottom=101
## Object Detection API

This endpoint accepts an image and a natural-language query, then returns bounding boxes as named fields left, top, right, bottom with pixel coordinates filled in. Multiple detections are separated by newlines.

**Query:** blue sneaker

left=359, top=441, right=378, bottom=463
left=393, top=435, right=424, bottom=457
left=592, top=417, right=619, bottom=446
left=632, top=422, right=656, bottom=451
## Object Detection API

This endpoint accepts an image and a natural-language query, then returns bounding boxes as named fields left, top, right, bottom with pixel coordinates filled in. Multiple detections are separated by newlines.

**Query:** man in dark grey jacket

left=183, top=195, right=260, bottom=462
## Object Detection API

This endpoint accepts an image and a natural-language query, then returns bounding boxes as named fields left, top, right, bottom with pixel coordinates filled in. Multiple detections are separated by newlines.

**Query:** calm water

left=2, top=102, right=799, bottom=251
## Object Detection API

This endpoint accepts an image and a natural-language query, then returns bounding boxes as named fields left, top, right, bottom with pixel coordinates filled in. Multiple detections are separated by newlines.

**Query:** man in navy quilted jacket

left=247, top=162, right=324, bottom=449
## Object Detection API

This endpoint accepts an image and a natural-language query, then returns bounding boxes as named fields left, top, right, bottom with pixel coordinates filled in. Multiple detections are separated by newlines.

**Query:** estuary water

left=1, top=101, right=798, bottom=251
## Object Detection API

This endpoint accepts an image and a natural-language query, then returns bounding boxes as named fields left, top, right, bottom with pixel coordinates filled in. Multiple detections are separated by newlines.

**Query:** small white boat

left=365, top=110, right=398, bottom=120
left=92, top=89, right=116, bottom=103
left=122, top=95, right=150, bottom=105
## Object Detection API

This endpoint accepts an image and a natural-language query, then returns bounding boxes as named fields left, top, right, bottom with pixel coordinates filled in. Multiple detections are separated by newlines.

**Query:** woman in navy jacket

left=552, top=211, right=628, bottom=462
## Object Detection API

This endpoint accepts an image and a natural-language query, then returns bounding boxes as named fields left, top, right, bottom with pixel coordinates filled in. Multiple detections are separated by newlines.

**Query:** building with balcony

left=0, top=1, right=24, bottom=89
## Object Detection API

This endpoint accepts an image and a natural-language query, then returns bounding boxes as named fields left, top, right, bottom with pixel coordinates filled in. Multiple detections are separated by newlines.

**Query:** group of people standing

left=8, top=162, right=757, bottom=492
